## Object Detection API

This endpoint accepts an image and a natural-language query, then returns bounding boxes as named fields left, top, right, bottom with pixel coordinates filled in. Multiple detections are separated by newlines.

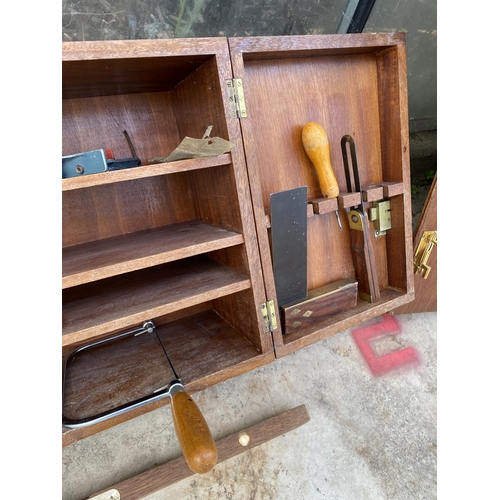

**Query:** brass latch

left=369, top=199, right=392, bottom=237
left=261, top=300, right=277, bottom=333
left=225, top=78, right=247, bottom=119
left=413, top=230, right=437, bottom=279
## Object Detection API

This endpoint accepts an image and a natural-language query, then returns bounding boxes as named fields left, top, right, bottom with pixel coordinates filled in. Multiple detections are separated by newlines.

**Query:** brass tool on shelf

left=341, top=135, right=380, bottom=303
left=62, top=320, right=217, bottom=474
left=302, top=121, right=343, bottom=229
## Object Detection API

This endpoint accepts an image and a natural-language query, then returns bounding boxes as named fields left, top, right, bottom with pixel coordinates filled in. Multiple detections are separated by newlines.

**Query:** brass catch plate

left=369, top=199, right=392, bottom=236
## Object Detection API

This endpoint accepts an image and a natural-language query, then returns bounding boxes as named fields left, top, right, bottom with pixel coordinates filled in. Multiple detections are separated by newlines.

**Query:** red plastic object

left=351, top=314, right=419, bottom=376
left=104, top=149, right=115, bottom=160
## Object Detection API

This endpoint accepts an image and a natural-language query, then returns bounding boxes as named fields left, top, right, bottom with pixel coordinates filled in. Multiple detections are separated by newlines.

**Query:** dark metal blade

left=270, top=186, right=308, bottom=308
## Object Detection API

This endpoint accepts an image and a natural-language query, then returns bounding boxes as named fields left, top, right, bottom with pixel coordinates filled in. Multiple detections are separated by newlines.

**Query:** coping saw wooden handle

left=171, top=390, right=218, bottom=474
left=302, top=122, right=340, bottom=198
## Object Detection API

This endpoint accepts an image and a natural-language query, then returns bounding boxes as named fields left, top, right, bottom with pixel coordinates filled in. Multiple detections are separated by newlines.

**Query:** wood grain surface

left=62, top=35, right=414, bottom=448
left=62, top=257, right=251, bottom=346
left=63, top=221, right=244, bottom=288
left=393, top=174, right=437, bottom=314
left=281, top=278, right=358, bottom=333
left=89, top=405, right=310, bottom=499
left=62, top=154, right=232, bottom=192
left=62, top=309, right=276, bottom=446
left=232, top=48, right=389, bottom=296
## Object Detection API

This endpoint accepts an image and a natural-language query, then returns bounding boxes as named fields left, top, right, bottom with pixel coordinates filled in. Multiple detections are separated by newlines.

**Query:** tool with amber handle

left=62, top=320, right=218, bottom=475
left=301, top=121, right=343, bottom=229
left=151, top=321, right=218, bottom=474
left=341, top=135, right=380, bottom=302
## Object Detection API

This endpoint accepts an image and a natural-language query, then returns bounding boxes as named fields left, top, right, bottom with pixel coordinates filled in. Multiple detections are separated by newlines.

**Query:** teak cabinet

left=62, top=33, right=414, bottom=446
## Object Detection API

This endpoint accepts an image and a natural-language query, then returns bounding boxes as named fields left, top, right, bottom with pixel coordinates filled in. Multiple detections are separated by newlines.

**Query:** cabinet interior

left=62, top=48, right=273, bottom=440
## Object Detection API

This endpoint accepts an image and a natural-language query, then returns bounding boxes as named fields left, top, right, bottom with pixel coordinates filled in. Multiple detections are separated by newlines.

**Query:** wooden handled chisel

left=302, top=121, right=342, bottom=229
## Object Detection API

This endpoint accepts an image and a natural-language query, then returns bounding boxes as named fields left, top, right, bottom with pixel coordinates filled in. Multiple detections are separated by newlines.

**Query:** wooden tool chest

left=62, top=33, right=414, bottom=446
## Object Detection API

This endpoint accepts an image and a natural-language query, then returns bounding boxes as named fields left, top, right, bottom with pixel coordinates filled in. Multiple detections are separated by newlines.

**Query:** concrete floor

left=62, top=311, right=437, bottom=500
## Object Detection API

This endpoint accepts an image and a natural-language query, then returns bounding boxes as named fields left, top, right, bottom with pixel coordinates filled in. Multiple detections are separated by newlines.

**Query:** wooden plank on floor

left=89, top=405, right=310, bottom=500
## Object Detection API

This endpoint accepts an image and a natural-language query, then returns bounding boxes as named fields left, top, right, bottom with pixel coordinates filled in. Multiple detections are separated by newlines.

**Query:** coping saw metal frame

left=62, top=320, right=183, bottom=429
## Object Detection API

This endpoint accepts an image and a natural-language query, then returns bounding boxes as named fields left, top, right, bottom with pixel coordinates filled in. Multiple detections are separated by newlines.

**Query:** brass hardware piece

left=268, top=300, right=277, bottom=331
left=261, top=300, right=277, bottom=332
left=347, top=208, right=365, bottom=231
left=413, top=230, right=437, bottom=279
left=369, top=199, right=392, bottom=237
left=226, top=78, right=247, bottom=118
left=89, top=489, right=120, bottom=500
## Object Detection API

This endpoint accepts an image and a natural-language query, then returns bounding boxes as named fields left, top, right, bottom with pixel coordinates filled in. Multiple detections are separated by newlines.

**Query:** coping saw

left=62, top=320, right=218, bottom=474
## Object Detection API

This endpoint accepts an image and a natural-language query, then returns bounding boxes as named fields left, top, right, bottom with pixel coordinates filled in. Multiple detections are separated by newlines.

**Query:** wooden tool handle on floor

left=302, top=122, right=340, bottom=198
left=171, top=390, right=218, bottom=474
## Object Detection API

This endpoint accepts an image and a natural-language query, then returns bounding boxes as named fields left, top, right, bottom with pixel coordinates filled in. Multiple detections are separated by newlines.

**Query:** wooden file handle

left=171, top=390, right=218, bottom=474
left=302, top=122, right=340, bottom=198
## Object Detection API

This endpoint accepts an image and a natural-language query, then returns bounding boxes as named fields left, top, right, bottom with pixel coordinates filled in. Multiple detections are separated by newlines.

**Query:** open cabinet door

left=228, top=34, right=415, bottom=358
left=393, top=173, right=437, bottom=314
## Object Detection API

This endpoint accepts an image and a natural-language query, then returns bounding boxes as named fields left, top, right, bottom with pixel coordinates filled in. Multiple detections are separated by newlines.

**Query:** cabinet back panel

left=242, top=53, right=389, bottom=291
left=172, top=56, right=230, bottom=143
left=214, top=289, right=272, bottom=354
left=62, top=174, right=196, bottom=247
left=62, top=54, right=213, bottom=100
left=243, top=54, right=383, bottom=204
left=62, top=91, right=180, bottom=163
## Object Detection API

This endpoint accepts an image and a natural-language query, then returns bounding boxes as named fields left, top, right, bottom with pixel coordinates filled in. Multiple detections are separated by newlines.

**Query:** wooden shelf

left=61, top=307, right=276, bottom=446
left=62, top=154, right=232, bottom=191
left=63, top=309, right=263, bottom=421
left=62, top=256, right=252, bottom=347
left=63, top=220, right=244, bottom=289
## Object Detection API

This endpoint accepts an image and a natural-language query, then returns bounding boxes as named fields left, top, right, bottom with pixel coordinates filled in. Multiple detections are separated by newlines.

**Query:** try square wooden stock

left=280, top=278, right=358, bottom=333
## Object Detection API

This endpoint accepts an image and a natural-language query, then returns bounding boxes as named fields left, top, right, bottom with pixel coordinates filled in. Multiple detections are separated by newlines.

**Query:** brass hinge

left=226, top=78, right=247, bottom=118
left=89, top=489, right=120, bottom=500
left=261, top=300, right=277, bottom=333
left=413, top=230, right=437, bottom=279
